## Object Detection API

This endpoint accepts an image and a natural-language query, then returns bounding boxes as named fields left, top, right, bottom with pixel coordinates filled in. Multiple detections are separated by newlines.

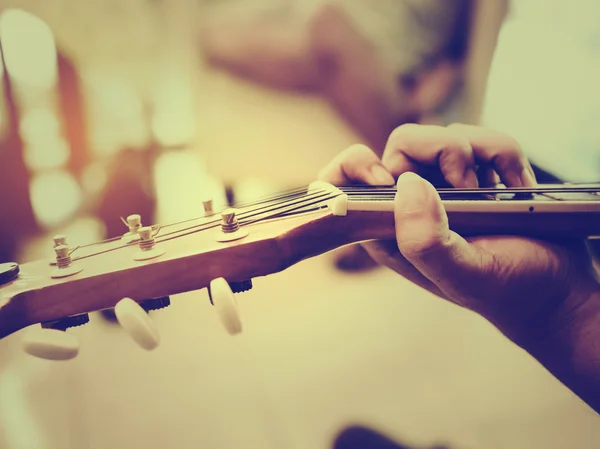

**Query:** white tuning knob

left=114, top=298, right=160, bottom=350
left=209, top=278, right=242, bottom=335
left=22, top=328, right=80, bottom=360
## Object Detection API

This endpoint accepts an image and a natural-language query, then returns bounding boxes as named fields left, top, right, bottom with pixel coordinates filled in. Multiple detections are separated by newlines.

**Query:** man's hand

left=319, top=124, right=600, bottom=412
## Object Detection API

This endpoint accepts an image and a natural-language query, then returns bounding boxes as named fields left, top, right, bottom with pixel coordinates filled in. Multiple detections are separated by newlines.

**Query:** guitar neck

left=1, top=183, right=599, bottom=340
left=273, top=190, right=600, bottom=272
left=335, top=184, right=600, bottom=241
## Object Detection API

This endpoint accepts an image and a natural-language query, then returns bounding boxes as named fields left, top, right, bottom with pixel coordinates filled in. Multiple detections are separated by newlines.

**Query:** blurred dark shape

left=57, top=52, right=91, bottom=178
left=442, top=0, right=473, bottom=66
left=531, top=162, right=563, bottom=184
left=100, top=308, right=118, bottom=324
left=0, top=40, right=37, bottom=263
left=333, top=426, right=451, bottom=449
left=202, top=1, right=473, bottom=152
left=225, top=184, right=236, bottom=206
left=333, top=245, right=379, bottom=272
left=96, top=147, right=157, bottom=239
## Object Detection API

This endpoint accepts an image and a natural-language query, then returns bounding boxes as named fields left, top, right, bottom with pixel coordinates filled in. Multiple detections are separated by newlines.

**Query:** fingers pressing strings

left=382, top=124, right=479, bottom=188
left=447, top=123, right=537, bottom=187
left=381, top=123, right=537, bottom=189
left=318, top=144, right=395, bottom=185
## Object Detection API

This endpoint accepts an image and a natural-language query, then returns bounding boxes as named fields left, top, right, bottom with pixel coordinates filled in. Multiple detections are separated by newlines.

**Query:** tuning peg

left=49, top=235, right=68, bottom=266
left=122, top=214, right=142, bottom=243
left=114, top=298, right=160, bottom=350
left=202, top=198, right=214, bottom=216
left=216, top=209, right=249, bottom=242
left=51, top=244, right=83, bottom=278
left=22, top=328, right=80, bottom=360
left=53, top=234, right=67, bottom=247
left=208, top=278, right=242, bottom=335
left=132, top=227, right=165, bottom=261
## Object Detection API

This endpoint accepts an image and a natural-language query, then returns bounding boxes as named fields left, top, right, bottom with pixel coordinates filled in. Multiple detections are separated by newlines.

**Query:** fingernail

left=520, top=166, right=537, bottom=186
left=369, top=164, right=395, bottom=185
left=396, top=172, right=429, bottom=211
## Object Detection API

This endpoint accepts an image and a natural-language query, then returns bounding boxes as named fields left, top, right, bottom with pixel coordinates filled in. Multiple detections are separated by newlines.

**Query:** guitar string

left=339, top=186, right=600, bottom=194
left=153, top=190, right=336, bottom=242
left=62, top=188, right=319, bottom=258
left=98, top=185, right=600, bottom=252
left=70, top=189, right=336, bottom=261
left=69, top=191, right=326, bottom=260
left=342, top=193, right=600, bottom=201
left=63, top=188, right=313, bottom=252
left=151, top=186, right=312, bottom=233
left=152, top=189, right=332, bottom=240
left=81, top=183, right=599, bottom=252
left=152, top=189, right=314, bottom=237
left=64, top=184, right=600, bottom=261
left=154, top=193, right=338, bottom=244
left=124, top=182, right=600, bottom=247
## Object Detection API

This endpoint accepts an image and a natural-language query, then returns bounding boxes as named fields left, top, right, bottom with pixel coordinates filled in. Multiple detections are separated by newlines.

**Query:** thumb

left=394, top=172, right=493, bottom=307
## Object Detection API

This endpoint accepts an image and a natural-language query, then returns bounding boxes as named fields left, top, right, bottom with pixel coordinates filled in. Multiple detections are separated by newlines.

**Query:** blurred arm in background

left=201, top=0, right=508, bottom=152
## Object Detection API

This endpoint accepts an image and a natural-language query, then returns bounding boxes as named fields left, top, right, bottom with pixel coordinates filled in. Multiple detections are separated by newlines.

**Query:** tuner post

left=49, top=235, right=68, bottom=266
left=202, top=199, right=214, bottom=216
left=133, top=226, right=166, bottom=261
left=122, top=214, right=143, bottom=243
left=51, top=244, right=83, bottom=278
left=53, top=234, right=67, bottom=247
left=216, top=209, right=249, bottom=242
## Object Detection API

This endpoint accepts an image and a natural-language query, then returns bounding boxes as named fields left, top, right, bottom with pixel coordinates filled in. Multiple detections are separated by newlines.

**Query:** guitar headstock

left=1, top=182, right=384, bottom=359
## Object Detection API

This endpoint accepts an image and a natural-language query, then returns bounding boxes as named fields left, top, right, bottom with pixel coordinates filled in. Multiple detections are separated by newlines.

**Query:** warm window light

left=87, top=77, right=148, bottom=155
left=81, top=162, right=108, bottom=195
left=20, top=107, right=68, bottom=170
left=90, top=126, right=121, bottom=157
left=30, top=169, right=82, bottom=228
left=97, top=80, right=143, bottom=121
left=0, top=9, right=57, bottom=90
left=151, top=79, right=196, bottom=147
left=153, top=150, right=225, bottom=222
left=19, top=107, right=60, bottom=143
left=152, top=107, right=195, bottom=148
left=23, top=138, right=69, bottom=171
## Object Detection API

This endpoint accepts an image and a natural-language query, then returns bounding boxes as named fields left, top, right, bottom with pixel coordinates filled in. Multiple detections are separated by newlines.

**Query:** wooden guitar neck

left=1, top=182, right=599, bottom=340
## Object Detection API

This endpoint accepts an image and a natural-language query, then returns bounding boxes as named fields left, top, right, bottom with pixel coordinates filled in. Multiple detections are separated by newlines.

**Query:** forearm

left=527, top=286, right=600, bottom=413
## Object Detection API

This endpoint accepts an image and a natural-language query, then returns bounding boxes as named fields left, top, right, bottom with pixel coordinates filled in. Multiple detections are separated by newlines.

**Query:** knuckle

left=388, top=123, right=420, bottom=146
left=340, top=144, right=377, bottom=170
left=439, top=140, right=474, bottom=166
left=343, top=143, right=373, bottom=157
left=494, top=152, right=526, bottom=172
left=499, top=133, right=523, bottom=152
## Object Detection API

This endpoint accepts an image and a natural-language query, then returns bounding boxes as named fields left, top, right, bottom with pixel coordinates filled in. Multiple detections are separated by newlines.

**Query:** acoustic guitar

left=1, top=181, right=599, bottom=360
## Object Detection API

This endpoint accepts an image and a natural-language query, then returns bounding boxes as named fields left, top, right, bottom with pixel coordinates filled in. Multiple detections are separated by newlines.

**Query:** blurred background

left=0, top=1, right=599, bottom=448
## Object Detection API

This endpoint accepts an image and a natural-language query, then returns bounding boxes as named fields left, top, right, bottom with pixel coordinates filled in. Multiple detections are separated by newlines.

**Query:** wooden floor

left=1, top=3, right=599, bottom=448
